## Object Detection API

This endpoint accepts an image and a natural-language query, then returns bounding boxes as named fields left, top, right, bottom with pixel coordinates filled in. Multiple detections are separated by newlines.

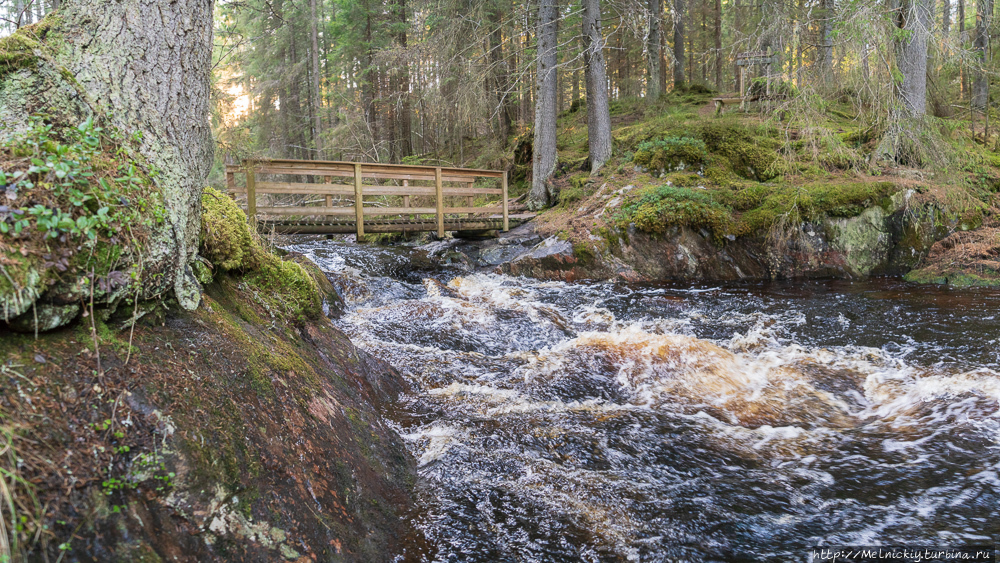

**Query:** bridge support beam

left=247, top=168, right=256, bottom=221
left=502, top=171, right=509, bottom=232
left=435, top=167, right=444, bottom=237
left=354, top=163, right=364, bottom=239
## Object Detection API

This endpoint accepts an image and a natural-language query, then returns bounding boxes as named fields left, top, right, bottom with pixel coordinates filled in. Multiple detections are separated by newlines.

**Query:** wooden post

left=226, top=170, right=236, bottom=199
left=467, top=188, right=475, bottom=218
left=354, top=163, right=364, bottom=239
left=324, top=175, right=333, bottom=207
left=402, top=179, right=410, bottom=219
left=246, top=167, right=257, bottom=222
left=502, top=171, right=509, bottom=232
left=435, top=167, right=444, bottom=237
left=740, top=67, right=746, bottom=110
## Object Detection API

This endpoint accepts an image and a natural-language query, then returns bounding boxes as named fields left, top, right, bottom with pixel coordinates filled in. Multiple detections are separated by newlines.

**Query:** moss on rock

left=200, top=187, right=254, bottom=271
left=700, top=121, right=781, bottom=182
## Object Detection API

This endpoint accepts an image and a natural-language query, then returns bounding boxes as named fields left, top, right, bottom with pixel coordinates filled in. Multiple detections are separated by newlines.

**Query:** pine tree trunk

left=897, top=0, right=932, bottom=116
left=530, top=0, right=559, bottom=209
left=394, top=0, right=413, bottom=159
left=961, top=0, right=969, bottom=97
left=818, top=0, right=834, bottom=79
left=0, top=0, right=215, bottom=312
left=489, top=8, right=513, bottom=142
left=972, top=0, right=993, bottom=108
left=673, top=0, right=685, bottom=89
left=309, top=0, right=324, bottom=156
left=714, top=0, right=722, bottom=90
left=362, top=8, right=379, bottom=157
left=583, top=0, right=612, bottom=172
left=647, top=0, right=662, bottom=100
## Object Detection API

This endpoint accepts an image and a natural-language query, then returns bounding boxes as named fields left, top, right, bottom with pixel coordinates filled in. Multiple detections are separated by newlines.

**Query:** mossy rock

left=200, top=187, right=254, bottom=271
left=633, top=136, right=707, bottom=174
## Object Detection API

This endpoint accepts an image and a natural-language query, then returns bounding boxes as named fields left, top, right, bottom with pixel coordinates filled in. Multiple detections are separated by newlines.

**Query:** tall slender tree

left=972, top=0, right=993, bottom=108
left=310, top=0, right=325, bottom=156
left=647, top=0, right=662, bottom=99
left=530, top=0, right=559, bottom=209
left=583, top=0, right=612, bottom=172
left=817, top=0, right=835, bottom=79
left=897, top=0, right=933, bottom=116
left=672, top=0, right=685, bottom=89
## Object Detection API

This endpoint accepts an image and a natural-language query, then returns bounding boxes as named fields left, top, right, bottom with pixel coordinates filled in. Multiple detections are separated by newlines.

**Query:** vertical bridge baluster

left=354, top=163, right=364, bottom=239
left=246, top=166, right=256, bottom=222
left=435, top=167, right=444, bottom=238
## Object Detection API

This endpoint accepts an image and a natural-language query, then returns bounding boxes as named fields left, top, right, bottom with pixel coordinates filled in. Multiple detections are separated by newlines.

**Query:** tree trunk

left=647, top=0, right=662, bottom=99
left=489, top=7, right=513, bottom=142
left=897, top=0, right=933, bottom=116
left=714, top=0, right=722, bottom=89
left=672, top=0, right=685, bottom=89
left=972, top=0, right=993, bottom=108
left=309, top=0, right=324, bottom=156
left=817, top=0, right=834, bottom=79
left=0, top=0, right=215, bottom=313
left=362, top=8, right=379, bottom=157
left=583, top=0, right=612, bottom=172
left=394, top=0, right=413, bottom=159
left=530, top=0, right=559, bottom=209
left=943, top=0, right=952, bottom=52
left=961, top=0, right=968, bottom=96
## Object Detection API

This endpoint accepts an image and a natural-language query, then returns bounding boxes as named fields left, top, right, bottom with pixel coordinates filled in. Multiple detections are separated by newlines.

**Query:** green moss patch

left=199, top=187, right=322, bottom=321
left=617, top=180, right=904, bottom=241
left=0, top=17, right=60, bottom=77
left=200, top=187, right=254, bottom=270
left=633, top=136, right=707, bottom=174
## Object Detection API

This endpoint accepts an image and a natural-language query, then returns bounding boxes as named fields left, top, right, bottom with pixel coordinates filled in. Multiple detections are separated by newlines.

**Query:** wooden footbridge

left=225, top=159, right=523, bottom=237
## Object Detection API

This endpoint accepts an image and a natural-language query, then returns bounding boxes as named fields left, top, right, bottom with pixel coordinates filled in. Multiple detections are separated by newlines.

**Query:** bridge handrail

left=224, top=159, right=509, bottom=236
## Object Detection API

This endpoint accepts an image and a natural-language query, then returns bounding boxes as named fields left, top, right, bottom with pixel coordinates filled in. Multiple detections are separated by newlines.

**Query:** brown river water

left=286, top=239, right=1000, bottom=562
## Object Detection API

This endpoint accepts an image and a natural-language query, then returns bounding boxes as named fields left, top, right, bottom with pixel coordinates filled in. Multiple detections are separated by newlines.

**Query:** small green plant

left=0, top=117, right=165, bottom=241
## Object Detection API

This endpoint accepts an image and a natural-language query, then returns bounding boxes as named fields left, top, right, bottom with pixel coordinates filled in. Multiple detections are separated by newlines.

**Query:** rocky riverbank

left=0, top=192, right=421, bottom=562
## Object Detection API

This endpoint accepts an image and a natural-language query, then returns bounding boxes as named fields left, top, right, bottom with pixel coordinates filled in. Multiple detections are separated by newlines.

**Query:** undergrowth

left=1, top=115, right=166, bottom=321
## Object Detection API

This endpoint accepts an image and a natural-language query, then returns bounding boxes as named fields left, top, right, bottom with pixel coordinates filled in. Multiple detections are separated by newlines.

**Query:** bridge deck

left=260, top=216, right=527, bottom=235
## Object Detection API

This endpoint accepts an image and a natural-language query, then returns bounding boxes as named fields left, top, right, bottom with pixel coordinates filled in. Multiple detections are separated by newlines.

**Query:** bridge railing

left=224, top=159, right=509, bottom=237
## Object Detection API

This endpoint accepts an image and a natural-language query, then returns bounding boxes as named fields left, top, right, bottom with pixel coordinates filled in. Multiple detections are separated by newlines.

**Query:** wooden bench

left=713, top=97, right=745, bottom=113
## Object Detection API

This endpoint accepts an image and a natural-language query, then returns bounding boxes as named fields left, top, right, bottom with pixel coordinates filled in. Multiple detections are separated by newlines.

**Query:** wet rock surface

left=0, top=272, right=419, bottom=562
left=495, top=192, right=971, bottom=283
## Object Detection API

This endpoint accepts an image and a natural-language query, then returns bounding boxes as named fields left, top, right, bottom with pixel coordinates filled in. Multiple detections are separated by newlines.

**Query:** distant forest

left=5, top=0, right=996, bottom=200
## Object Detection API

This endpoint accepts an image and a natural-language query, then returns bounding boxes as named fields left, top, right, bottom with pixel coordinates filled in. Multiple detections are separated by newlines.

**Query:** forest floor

left=497, top=89, right=1000, bottom=285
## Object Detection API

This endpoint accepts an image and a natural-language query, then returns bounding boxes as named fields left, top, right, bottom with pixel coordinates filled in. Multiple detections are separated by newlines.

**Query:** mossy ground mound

left=529, top=89, right=1000, bottom=285
left=614, top=179, right=903, bottom=242
left=200, top=186, right=321, bottom=321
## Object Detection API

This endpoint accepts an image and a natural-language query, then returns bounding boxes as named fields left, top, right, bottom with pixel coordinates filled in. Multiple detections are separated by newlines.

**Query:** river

left=287, top=238, right=1000, bottom=562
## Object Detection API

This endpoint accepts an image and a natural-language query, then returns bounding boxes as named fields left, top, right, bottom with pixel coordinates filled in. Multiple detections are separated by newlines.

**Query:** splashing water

left=288, top=239, right=1000, bottom=562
